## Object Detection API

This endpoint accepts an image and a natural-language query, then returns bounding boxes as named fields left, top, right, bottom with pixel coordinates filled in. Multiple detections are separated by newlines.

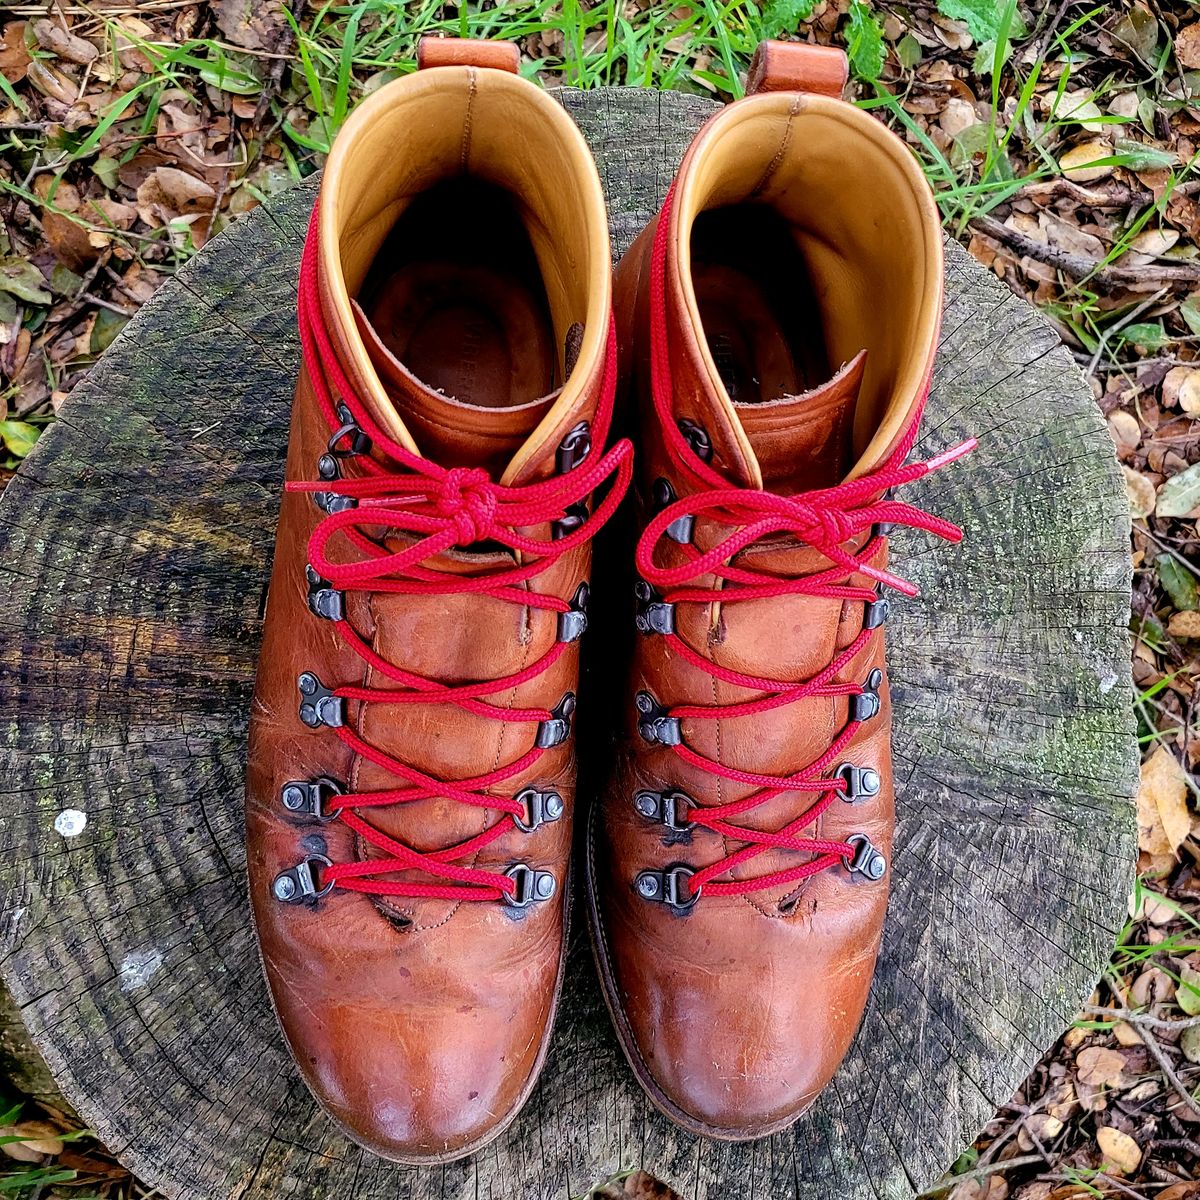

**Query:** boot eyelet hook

left=272, top=854, right=334, bottom=904
left=280, top=777, right=344, bottom=823
left=633, top=789, right=693, bottom=841
left=634, top=864, right=700, bottom=913
left=850, top=668, right=883, bottom=723
left=557, top=583, right=590, bottom=643
left=834, top=763, right=881, bottom=804
left=842, top=834, right=887, bottom=881
left=297, top=672, right=346, bottom=728
left=536, top=693, right=576, bottom=749
left=635, top=692, right=682, bottom=746
left=513, top=788, right=565, bottom=833
left=503, top=862, right=557, bottom=908
left=329, top=402, right=371, bottom=457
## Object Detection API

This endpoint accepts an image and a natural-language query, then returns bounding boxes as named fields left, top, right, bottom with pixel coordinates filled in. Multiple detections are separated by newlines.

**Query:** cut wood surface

left=0, top=88, right=1137, bottom=1200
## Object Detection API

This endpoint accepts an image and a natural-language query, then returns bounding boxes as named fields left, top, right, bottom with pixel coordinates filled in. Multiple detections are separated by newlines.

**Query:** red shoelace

left=284, top=207, right=633, bottom=903
left=635, top=186, right=975, bottom=899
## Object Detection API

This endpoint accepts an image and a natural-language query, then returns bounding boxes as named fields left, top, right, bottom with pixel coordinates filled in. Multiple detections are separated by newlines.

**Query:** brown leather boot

left=588, top=41, right=972, bottom=1139
left=246, top=38, right=630, bottom=1163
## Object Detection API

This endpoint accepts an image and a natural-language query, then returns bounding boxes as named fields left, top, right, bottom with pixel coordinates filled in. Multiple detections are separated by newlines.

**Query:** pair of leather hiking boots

left=245, top=34, right=971, bottom=1163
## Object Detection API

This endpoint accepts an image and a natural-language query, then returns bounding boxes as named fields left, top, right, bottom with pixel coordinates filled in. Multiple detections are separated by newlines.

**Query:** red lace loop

left=287, top=204, right=632, bottom=902
left=638, top=185, right=974, bottom=899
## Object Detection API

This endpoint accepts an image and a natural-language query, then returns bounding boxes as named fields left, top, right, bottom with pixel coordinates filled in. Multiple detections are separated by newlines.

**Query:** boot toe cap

left=599, top=898, right=880, bottom=1138
left=622, top=981, right=830, bottom=1137
left=274, top=988, right=550, bottom=1162
left=310, top=1013, right=521, bottom=1160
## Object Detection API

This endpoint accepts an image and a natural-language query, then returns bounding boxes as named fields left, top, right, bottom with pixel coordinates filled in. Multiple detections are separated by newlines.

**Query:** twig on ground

left=970, top=215, right=1200, bottom=290
left=1081, top=358, right=1199, bottom=374
left=1085, top=1004, right=1200, bottom=1030
left=915, top=1155, right=1046, bottom=1196
left=1105, top=978, right=1200, bottom=1120
left=1088, top=1173, right=1156, bottom=1200
left=1029, top=0, right=1085, bottom=64
left=1087, top=288, right=1170, bottom=377
left=1017, top=178, right=1154, bottom=209
left=1153, top=1137, right=1200, bottom=1159
left=81, top=294, right=135, bottom=318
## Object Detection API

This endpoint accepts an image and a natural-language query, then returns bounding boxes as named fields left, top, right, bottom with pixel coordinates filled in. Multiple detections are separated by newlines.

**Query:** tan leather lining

left=318, top=65, right=610, bottom=480
left=672, top=93, right=943, bottom=481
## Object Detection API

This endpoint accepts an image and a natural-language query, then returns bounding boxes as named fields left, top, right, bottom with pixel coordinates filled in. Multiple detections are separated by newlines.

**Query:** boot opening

left=675, top=95, right=942, bottom=473
left=360, top=178, right=558, bottom=409
left=317, top=66, right=610, bottom=472
left=690, top=204, right=829, bottom=407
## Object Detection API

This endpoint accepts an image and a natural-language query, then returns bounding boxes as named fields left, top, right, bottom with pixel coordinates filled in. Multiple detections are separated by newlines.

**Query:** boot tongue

left=714, top=348, right=871, bottom=907
left=734, top=350, right=867, bottom=492
left=352, top=300, right=557, bottom=476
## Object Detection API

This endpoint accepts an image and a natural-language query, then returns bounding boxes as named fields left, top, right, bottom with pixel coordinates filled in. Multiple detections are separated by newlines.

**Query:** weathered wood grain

left=0, top=88, right=1136, bottom=1200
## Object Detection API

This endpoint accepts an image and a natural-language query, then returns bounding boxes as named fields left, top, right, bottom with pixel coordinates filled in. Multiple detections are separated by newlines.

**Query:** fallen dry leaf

left=951, top=1174, right=1009, bottom=1200
left=85, top=197, right=137, bottom=231
left=940, top=97, right=979, bottom=138
left=136, top=166, right=216, bottom=226
left=1127, top=228, right=1180, bottom=258
left=1181, top=1024, right=1200, bottom=1062
left=10, top=1121, right=63, bottom=1156
left=1162, top=366, right=1200, bottom=413
left=1181, top=962, right=1200, bottom=1016
left=1113, top=1020, right=1142, bottom=1047
left=149, top=166, right=216, bottom=212
left=25, top=58, right=76, bottom=105
left=1159, top=1183, right=1200, bottom=1200
left=1123, top=464, right=1157, bottom=517
left=42, top=211, right=101, bottom=272
left=31, top=18, right=98, bottom=66
left=1096, top=1125, right=1142, bottom=1174
left=214, top=0, right=291, bottom=52
left=1053, top=89, right=1107, bottom=131
left=1130, top=965, right=1174, bottom=1007
left=1060, top=140, right=1114, bottom=183
left=1177, top=23, right=1200, bottom=69
left=0, top=20, right=30, bottom=83
left=0, top=1119, right=63, bottom=1161
left=1076, top=1045, right=1125, bottom=1086
left=597, top=1172, right=679, bottom=1200
left=1139, top=888, right=1177, bottom=925
left=1138, top=746, right=1191, bottom=857
left=1108, top=409, right=1140, bottom=452
left=1021, top=1112, right=1065, bottom=1146
left=1169, top=610, right=1200, bottom=639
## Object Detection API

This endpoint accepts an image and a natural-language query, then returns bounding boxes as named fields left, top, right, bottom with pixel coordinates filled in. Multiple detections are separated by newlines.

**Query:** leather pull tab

left=745, top=41, right=848, bottom=98
left=417, top=37, right=520, bottom=73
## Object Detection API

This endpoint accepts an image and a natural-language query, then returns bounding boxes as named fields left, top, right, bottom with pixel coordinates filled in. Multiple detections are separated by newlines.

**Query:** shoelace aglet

left=860, top=559, right=921, bottom=598
left=925, top=437, right=977, bottom=471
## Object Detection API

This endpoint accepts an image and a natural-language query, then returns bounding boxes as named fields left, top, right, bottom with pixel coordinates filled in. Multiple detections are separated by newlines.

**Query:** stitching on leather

left=587, top=801, right=643, bottom=1064
left=588, top=794, right=691, bottom=1120
left=364, top=583, right=466, bottom=931
left=460, top=69, right=477, bottom=170
left=365, top=597, right=465, bottom=930
left=408, top=407, right=528, bottom=442
left=748, top=94, right=802, bottom=199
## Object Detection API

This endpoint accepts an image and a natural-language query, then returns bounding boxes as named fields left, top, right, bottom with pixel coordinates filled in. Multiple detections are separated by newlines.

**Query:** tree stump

left=0, top=88, right=1137, bottom=1200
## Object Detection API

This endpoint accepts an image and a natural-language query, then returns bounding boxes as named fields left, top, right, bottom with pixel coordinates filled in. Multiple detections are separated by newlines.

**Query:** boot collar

left=652, top=89, right=943, bottom=491
left=312, top=59, right=612, bottom=486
